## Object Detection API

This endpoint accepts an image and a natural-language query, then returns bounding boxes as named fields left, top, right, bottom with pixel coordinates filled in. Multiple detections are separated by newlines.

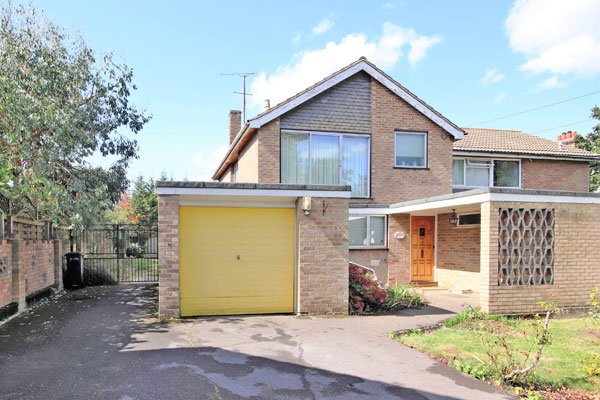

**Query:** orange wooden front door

left=411, top=216, right=435, bottom=281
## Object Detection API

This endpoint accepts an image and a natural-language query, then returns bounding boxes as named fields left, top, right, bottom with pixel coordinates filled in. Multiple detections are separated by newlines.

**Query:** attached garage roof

left=156, top=181, right=351, bottom=198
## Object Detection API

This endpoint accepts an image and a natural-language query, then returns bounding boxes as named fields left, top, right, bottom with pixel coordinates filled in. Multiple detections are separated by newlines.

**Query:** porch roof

left=348, top=188, right=600, bottom=215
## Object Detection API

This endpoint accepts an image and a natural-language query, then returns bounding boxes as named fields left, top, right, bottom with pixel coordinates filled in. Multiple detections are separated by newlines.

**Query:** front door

left=411, top=216, right=435, bottom=281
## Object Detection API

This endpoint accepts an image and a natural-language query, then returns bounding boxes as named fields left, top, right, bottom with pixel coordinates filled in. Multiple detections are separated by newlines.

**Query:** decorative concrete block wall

left=480, top=201, right=600, bottom=314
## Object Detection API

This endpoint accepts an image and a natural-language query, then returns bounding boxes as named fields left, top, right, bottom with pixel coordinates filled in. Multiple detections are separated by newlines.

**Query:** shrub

left=349, top=264, right=386, bottom=313
left=583, top=355, right=600, bottom=377
left=385, top=285, right=425, bottom=309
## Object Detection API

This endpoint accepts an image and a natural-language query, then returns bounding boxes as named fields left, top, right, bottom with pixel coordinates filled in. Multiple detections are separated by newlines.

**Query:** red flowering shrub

left=349, top=263, right=387, bottom=313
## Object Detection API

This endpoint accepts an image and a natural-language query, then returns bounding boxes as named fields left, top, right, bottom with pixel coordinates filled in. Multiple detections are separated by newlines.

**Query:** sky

left=22, top=0, right=600, bottom=182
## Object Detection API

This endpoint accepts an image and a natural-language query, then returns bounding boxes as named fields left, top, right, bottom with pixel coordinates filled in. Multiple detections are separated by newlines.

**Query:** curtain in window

left=395, top=133, right=426, bottom=167
left=494, top=161, right=519, bottom=187
left=311, top=135, right=339, bottom=185
left=281, top=133, right=309, bottom=184
left=349, top=216, right=368, bottom=246
left=342, top=136, right=369, bottom=197
left=466, top=166, right=490, bottom=186
left=452, top=159, right=464, bottom=185
left=370, top=216, right=386, bottom=246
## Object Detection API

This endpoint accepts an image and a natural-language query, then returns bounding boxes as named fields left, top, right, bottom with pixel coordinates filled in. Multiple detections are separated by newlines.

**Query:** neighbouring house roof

left=455, top=128, right=598, bottom=160
left=213, top=57, right=465, bottom=180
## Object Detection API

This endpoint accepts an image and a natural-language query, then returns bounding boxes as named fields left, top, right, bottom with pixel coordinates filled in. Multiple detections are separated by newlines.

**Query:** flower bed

left=349, top=263, right=425, bottom=314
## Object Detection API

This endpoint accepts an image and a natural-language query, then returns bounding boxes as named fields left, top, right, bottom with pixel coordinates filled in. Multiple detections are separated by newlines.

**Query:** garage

left=179, top=206, right=294, bottom=316
left=156, top=181, right=351, bottom=319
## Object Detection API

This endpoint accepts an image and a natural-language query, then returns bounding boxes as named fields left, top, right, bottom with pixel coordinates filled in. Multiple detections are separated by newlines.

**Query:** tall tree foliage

left=575, top=107, right=600, bottom=192
left=0, top=4, right=150, bottom=225
left=129, top=176, right=158, bottom=225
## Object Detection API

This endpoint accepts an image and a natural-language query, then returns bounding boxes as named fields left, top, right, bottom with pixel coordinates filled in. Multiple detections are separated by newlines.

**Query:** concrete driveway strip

left=0, top=285, right=513, bottom=399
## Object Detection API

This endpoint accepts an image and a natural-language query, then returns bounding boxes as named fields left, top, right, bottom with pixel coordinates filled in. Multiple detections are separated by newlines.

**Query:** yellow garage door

left=179, top=206, right=294, bottom=316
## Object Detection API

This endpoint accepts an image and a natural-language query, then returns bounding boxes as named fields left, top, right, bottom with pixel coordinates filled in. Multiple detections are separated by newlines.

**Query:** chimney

left=557, top=130, right=577, bottom=149
left=229, top=110, right=241, bottom=144
left=264, top=99, right=271, bottom=110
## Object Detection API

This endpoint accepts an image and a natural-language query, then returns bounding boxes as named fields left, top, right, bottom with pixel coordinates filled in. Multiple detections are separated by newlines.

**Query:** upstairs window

left=395, top=132, right=427, bottom=168
left=452, top=158, right=520, bottom=188
left=281, top=131, right=370, bottom=197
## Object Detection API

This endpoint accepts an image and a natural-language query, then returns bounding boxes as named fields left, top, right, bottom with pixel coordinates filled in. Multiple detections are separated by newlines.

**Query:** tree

left=575, top=106, right=600, bottom=192
left=0, top=4, right=150, bottom=226
left=129, top=176, right=158, bottom=225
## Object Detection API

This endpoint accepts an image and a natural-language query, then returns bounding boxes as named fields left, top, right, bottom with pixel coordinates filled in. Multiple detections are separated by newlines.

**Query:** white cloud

left=189, top=144, right=229, bottom=181
left=494, top=93, right=507, bottom=103
left=506, top=0, right=600, bottom=76
left=528, top=76, right=568, bottom=93
left=381, top=2, right=395, bottom=9
left=292, top=31, right=302, bottom=44
left=250, top=22, right=442, bottom=110
left=312, top=16, right=334, bottom=35
left=480, top=69, right=504, bottom=85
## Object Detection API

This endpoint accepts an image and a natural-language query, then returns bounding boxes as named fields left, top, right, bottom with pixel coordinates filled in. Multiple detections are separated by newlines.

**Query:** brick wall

left=364, top=78, right=454, bottom=204
left=349, top=249, right=388, bottom=284
left=158, top=195, right=180, bottom=320
left=387, top=213, right=411, bottom=285
left=237, top=134, right=259, bottom=182
left=22, top=240, right=54, bottom=296
left=521, top=159, right=589, bottom=192
left=0, top=238, right=60, bottom=314
left=220, top=167, right=233, bottom=182
left=480, top=201, right=600, bottom=314
left=437, top=213, right=481, bottom=291
left=0, top=241, right=12, bottom=308
left=257, top=118, right=281, bottom=183
left=296, top=197, right=349, bottom=313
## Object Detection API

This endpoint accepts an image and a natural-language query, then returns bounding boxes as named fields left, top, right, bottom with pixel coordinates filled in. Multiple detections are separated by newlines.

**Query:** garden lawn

left=393, top=317, right=600, bottom=392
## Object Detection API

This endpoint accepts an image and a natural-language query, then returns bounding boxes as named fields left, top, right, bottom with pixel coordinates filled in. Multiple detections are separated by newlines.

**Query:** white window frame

left=281, top=129, right=371, bottom=198
left=394, top=131, right=428, bottom=169
left=457, top=212, right=481, bottom=228
left=452, top=157, right=521, bottom=189
left=349, top=214, right=388, bottom=249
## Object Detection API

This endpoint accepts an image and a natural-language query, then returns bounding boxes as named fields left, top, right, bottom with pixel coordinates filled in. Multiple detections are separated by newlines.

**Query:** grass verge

left=391, top=308, right=600, bottom=398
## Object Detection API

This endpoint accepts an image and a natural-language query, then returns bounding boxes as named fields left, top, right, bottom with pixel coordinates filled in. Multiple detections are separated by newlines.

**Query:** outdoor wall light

left=449, top=209, right=459, bottom=226
left=302, top=197, right=312, bottom=216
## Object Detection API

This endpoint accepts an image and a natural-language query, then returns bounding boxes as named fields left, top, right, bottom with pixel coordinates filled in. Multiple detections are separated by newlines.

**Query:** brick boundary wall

left=158, top=195, right=180, bottom=320
left=0, top=238, right=62, bottom=318
left=480, top=201, right=600, bottom=314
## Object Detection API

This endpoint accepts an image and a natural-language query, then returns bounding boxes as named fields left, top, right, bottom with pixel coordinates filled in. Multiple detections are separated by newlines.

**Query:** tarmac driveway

left=0, top=285, right=512, bottom=399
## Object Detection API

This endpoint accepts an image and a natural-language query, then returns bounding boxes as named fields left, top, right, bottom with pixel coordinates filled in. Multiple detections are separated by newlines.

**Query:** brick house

left=157, top=58, right=600, bottom=319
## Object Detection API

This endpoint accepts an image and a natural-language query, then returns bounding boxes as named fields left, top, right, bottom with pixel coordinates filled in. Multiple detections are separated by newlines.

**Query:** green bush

left=385, top=285, right=425, bottom=309
left=583, top=355, right=600, bottom=377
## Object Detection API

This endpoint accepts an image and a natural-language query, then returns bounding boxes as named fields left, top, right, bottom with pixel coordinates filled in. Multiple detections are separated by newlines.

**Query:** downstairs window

left=349, top=215, right=387, bottom=248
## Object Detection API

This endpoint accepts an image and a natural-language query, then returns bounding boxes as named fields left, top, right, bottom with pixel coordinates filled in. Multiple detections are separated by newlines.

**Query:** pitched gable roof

left=247, top=57, right=464, bottom=138
left=455, top=128, right=598, bottom=159
left=213, top=57, right=464, bottom=180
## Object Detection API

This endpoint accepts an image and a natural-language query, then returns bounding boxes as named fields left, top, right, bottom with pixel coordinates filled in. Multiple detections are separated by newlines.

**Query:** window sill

left=394, top=166, right=429, bottom=170
left=349, top=247, right=389, bottom=250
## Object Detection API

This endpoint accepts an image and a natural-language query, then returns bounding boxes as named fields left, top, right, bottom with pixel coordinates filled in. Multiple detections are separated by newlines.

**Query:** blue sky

left=28, top=0, right=600, bottom=182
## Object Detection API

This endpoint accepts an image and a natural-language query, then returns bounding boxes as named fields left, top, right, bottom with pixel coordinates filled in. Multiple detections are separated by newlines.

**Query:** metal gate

left=72, top=224, right=158, bottom=284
